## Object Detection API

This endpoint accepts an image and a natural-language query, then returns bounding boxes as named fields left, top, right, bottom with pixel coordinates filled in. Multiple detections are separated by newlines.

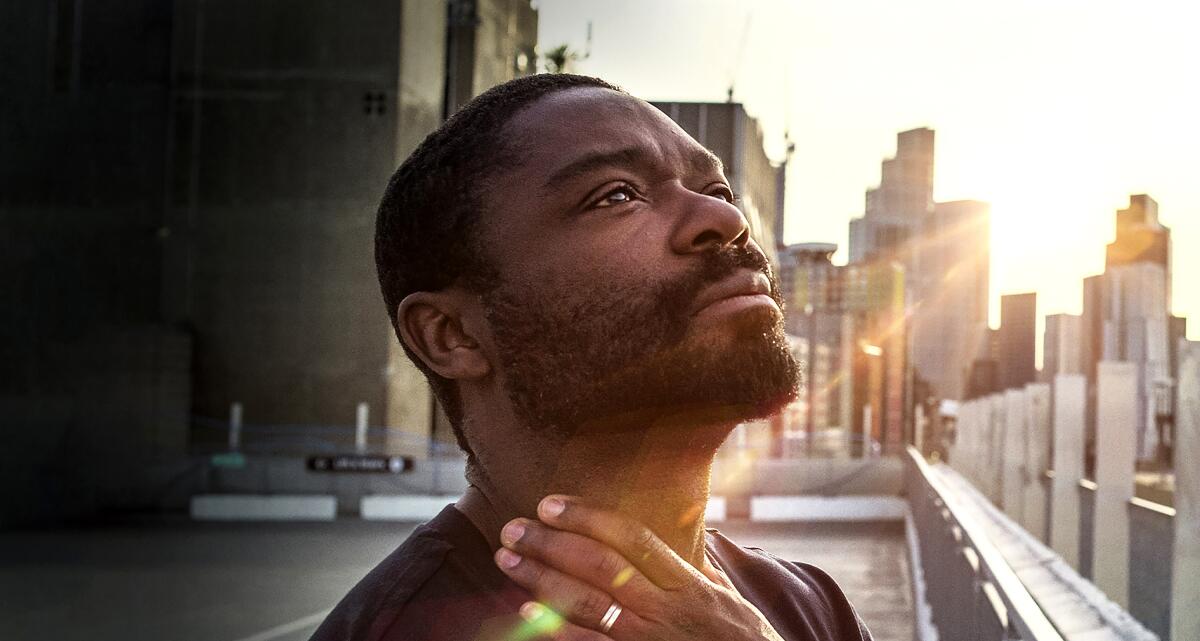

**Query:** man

left=312, top=74, right=872, bottom=641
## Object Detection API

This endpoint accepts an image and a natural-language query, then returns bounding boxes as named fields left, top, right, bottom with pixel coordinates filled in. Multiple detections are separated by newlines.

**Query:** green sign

left=211, top=452, right=247, bottom=469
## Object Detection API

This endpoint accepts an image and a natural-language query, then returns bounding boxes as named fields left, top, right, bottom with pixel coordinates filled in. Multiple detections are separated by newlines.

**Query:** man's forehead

left=502, top=87, right=721, bottom=178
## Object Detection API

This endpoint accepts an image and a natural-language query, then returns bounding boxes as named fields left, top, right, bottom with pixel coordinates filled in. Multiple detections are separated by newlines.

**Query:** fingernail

left=519, top=601, right=545, bottom=622
left=540, top=497, right=565, bottom=518
left=501, top=521, right=525, bottom=545
left=496, top=548, right=522, bottom=569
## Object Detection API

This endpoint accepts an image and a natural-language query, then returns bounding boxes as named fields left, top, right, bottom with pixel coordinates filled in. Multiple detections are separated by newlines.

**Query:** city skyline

left=536, top=0, right=1200, bottom=342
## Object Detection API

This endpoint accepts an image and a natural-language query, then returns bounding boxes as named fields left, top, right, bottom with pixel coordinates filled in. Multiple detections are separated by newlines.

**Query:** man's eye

left=595, top=186, right=637, bottom=207
left=708, top=187, right=737, bottom=203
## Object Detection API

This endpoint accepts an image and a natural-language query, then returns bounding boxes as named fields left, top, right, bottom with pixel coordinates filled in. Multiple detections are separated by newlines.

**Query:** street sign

left=211, top=452, right=246, bottom=469
left=306, top=454, right=413, bottom=474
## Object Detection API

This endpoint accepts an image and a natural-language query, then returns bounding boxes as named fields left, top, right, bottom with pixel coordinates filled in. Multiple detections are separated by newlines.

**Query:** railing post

left=1050, top=374, right=1086, bottom=569
left=1023, top=383, right=1051, bottom=541
left=1003, top=389, right=1026, bottom=520
left=1172, top=340, right=1200, bottom=641
left=1093, top=361, right=1138, bottom=608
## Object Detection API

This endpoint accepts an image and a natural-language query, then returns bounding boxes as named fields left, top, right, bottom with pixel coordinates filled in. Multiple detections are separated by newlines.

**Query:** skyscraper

left=911, top=200, right=991, bottom=399
left=848, top=129, right=990, bottom=402
left=998, top=293, right=1037, bottom=390
left=1079, top=195, right=1174, bottom=461
left=847, top=128, right=935, bottom=264
left=1043, top=314, right=1083, bottom=381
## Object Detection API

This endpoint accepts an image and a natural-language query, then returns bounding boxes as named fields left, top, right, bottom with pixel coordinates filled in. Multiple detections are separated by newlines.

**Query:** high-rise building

left=847, top=129, right=990, bottom=404
left=652, top=101, right=784, bottom=266
left=998, top=293, right=1037, bottom=390
left=1043, top=314, right=1083, bottom=381
left=847, top=128, right=935, bottom=264
left=911, top=200, right=991, bottom=400
left=1078, top=195, right=1175, bottom=461
left=776, top=242, right=908, bottom=455
left=778, top=243, right=844, bottom=441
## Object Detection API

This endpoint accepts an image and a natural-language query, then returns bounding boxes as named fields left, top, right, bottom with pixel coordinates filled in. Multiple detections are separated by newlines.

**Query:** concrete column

left=1003, top=389, right=1027, bottom=519
left=1172, top=340, right=1200, bottom=641
left=1050, top=374, right=1086, bottom=569
left=915, top=403, right=926, bottom=455
left=960, top=400, right=976, bottom=483
left=989, top=393, right=1007, bottom=505
left=355, top=402, right=369, bottom=454
left=1023, top=383, right=1051, bottom=541
left=228, top=402, right=243, bottom=451
left=1092, top=361, right=1138, bottom=608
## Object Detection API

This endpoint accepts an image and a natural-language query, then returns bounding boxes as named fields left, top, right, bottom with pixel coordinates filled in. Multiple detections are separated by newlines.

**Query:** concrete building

left=847, top=129, right=990, bottom=404
left=847, top=128, right=935, bottom=264
left=998, top=293, right=1037, bottom=390
left=778, top=243, right=845, bottom=444
left=166, top=0, right=537, bottom=459
left=1042, top=313, right=1083, bottom=381
left=445, top=0, right=538, bottom=116
left=776, top=243, right=908, bottom=455
left=1078, top=195, right=1175, bottom=461
left=1, top=1, right=192, bottom=524
left=912, top=200, right=991, bottom=400
left=1, top=0, right=538, bottom=523
left=652, top=102, right=784, bottom=265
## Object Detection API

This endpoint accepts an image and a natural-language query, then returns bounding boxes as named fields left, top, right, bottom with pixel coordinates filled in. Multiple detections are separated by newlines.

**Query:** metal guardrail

left=905, top=446, right=1065, bottom=641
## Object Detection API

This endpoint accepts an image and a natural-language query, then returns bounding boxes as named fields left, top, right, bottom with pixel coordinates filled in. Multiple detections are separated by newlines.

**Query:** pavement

left=0, top=516, right=912, bottom=641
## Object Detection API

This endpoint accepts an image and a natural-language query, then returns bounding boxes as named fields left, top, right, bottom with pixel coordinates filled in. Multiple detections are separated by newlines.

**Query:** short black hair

left=375, top=73, right=624, bottom=456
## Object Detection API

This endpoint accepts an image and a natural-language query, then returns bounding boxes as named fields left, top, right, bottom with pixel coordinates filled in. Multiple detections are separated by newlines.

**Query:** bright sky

left=536, top=0, right=1200, bottom=341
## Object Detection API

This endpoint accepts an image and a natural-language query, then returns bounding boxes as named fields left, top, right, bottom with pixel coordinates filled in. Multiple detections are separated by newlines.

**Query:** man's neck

left=458, top=414, right=731, bottom=569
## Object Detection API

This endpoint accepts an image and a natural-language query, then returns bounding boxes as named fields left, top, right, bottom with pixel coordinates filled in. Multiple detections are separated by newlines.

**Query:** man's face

left=474, top=87, right=799, bottom=435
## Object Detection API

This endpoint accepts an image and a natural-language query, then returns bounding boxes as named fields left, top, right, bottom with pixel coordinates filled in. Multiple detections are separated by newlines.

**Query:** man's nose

left=668, top=187, right=751, bottom=255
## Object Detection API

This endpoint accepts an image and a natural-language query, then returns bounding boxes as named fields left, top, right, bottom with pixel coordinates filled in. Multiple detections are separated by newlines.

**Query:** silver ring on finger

left=599, top=602, right=623, bottom=634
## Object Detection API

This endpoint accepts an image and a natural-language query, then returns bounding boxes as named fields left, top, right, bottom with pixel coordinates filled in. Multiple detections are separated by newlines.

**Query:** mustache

left=656, top=246, right=780, bottom=320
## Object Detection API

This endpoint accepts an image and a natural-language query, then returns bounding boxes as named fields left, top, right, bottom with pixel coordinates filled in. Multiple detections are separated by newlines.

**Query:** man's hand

left=493, top=495, right=786, bottom=641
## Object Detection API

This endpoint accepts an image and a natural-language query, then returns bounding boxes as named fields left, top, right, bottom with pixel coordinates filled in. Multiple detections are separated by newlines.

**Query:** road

left=0, top=517, right=911, bottom=641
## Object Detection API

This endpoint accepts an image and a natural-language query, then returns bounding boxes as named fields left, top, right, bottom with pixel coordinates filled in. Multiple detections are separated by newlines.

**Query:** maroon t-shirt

left=310, top=505, right=873, bottom=641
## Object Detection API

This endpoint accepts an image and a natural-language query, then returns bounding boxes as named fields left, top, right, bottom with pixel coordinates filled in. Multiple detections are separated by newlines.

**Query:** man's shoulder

left=309, top=505, right=529, bottom=641
left=705, top=529, right=874, bottom=641
left=308, top=511, right=458, bottom=641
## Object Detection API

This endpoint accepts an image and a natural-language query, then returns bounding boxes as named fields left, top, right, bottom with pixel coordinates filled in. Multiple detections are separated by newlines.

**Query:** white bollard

left=1003, top=389, right=1027, bottom=519
left=355, top=402, right=369, bottom=453
left=1093, top=361, right=1138, bottom=608
left=1023, top=383, right=1051, bottom=541
left=1172, top=340, right=1200, bottom=641
left=228, top=402, right=243, bottom=451
left=1050, top=374, right=1086, bottom=569
left=989, top=393, right=1007, bottom=505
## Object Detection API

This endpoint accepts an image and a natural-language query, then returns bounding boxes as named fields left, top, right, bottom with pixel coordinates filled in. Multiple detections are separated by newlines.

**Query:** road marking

left=231, top=610, right=331, bottom=641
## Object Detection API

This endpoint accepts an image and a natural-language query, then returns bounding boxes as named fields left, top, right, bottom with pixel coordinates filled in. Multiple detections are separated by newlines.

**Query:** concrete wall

left=167, top=0, right=409, bottom=430
left=0, top=1, right=192, bottom=525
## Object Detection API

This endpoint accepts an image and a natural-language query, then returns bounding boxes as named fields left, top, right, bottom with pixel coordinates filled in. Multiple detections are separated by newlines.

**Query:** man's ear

left=395, top=290, right=491, bottom=382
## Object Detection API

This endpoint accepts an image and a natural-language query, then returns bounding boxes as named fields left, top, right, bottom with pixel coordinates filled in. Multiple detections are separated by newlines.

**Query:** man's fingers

left=537, top=495, right=697, bottom=590
left=495, top=549, right=643, bottom=638
left=517, top=602, right=614, bottom=641
left=500, top=518, right=660, bottom=604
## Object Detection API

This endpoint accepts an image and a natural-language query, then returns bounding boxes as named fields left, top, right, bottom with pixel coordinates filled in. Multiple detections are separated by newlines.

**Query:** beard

left=481, top=246, right=800, bottom=437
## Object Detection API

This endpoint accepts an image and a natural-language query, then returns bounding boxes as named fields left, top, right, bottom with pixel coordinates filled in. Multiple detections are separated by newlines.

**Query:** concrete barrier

left=749, top=495, right=906, bottom=522
left=705, top=496, right=727, bottom=522
left=190, top=494, right=337, bottom=520
left=360, top=495, right=458, bottom=521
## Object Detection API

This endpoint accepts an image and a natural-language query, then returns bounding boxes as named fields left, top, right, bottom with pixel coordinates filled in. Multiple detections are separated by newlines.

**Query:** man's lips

left=690, top=270, right=780, bottom=317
